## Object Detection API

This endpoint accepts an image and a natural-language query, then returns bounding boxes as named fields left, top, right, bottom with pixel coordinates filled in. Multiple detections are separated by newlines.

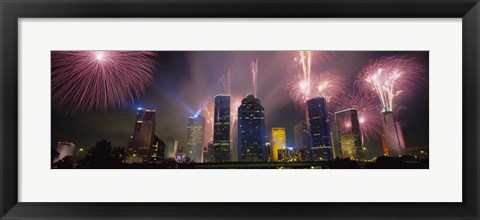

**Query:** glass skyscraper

left=334, top=108, right=363, bottom=160
left=381, top=110, right=407, bottom=157
left=126, top=108, right=156, bottom=164
left=294, top=121, right=310, bottom=150
left=186, top=115, right=205, bottom=162
left=149, top=135, right=166, bottom=164
left=213, top=95, right=231, bottom=162
left=237, top=95, right=266, bottom=162
left=305, top=97, right=333, bottom=161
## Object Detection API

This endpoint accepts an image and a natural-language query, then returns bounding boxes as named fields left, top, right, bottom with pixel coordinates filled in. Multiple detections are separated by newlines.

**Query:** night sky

left=52, top=51, right=429, bottom=157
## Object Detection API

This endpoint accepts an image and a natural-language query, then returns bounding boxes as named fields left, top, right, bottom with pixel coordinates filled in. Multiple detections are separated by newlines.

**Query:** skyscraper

left=270, top=127, right=286, bottom=162
left=381, top=110, right=406, bottom=157
left=186, top=115, right=205, bottom=162
left=306, top=97, right=333, bottom=161
left=334, top=108, right=363, bottom=160
left=203, top=141, right=215, bottom=163
left=149, top=135, right=166, bottom=164
left=293, top=121, right=310, bottom=150
left=213, top=95, right=231, bottom=162
left=237, top=95, right=266, bottom=162
left=126, top=108, right=156, bottom=164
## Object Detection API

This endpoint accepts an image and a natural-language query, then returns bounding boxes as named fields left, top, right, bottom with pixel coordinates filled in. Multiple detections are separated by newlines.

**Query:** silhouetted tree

left=78, top=139, right=126, bottom=168
left=53, top=155, right=74, bottom=169
left=368, top=156, right=404, bottom=169
left=330, top=157, right=360, bottom=169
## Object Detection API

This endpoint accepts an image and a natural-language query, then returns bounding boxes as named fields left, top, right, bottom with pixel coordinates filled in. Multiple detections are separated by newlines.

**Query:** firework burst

left=288, top=70, right=347, bottom=109
left=288, top=51, right=345, bottom=109
left=358, top=55, right=425, bottom=113
left=51, top=51, right=157, bottom=113
left=333, top=89, right=382, bottom=142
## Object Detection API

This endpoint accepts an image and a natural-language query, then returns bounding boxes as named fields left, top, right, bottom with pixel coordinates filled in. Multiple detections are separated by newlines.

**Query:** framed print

left=1, top=0, right=479, bottom=219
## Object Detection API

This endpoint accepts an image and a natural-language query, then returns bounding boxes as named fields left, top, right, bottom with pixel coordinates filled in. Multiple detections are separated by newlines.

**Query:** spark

left=333, top=89, right=382, bottom=142
left=287, top=51, right=344, bottom=109
left=288, top=70, right=347, bottom=109
left=51, top=51, right=157, bottom=113
left=358, top=55, right=425, bottom=113
left=219, top=69, right=232, bottom=95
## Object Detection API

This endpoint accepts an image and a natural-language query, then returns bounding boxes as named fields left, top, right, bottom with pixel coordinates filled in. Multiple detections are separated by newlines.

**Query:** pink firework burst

left=51, top=51, right=157, bottom=113
left=333, top=89, right=382, bottom=142
left=288, top=70, right=347, bottom=109
left=288, top=51, right=344, bottom=109
left=357, top=55, right=425, bottom=113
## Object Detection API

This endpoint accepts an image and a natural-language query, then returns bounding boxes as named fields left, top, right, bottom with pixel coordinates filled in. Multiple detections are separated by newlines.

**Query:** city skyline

left=51, top=51, right=429, bottom=167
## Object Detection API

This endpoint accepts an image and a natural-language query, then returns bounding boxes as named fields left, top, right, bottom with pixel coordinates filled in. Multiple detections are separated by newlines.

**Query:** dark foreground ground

left=54, top=156, right=428, bottom=169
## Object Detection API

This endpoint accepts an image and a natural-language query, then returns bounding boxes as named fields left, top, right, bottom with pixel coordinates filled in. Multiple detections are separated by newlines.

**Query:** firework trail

left=333, top=89, right=382, bottom=142
left=288, top=51, right=345, bottom=109
left=51, top=51, right=157, bottom=113
left=219, top=69, right=232, bottom=95
left=251, top=58, right=259, bottom=97
left=288, top=70, right=347, bottom=109
left=358, top=55, right=425, bottom=113
left=299, top=51, right=312, bottom=99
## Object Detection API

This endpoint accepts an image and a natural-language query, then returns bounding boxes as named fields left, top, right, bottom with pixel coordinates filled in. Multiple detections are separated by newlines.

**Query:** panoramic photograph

left=51, top=51, right=429, bottom=169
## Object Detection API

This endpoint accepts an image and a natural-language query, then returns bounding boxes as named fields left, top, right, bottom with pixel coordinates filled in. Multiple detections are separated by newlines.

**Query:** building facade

left=186, top=115, right=205, bottom=162
left=294, top=121, right=310, bottom=150
left=270, top=127, right=286, bottom=162
left=126, top=108, right=156, bottom=164
left=334, top=108, right=363, bottom=160
left=213, top=95, right=231, bottom=162
left=381, top=110, right=407, bottom=157
left=305, top=97, right=333, bottom=161
left=237, top=95, right=266, bottom=162
left=149, top=135, right=166, bottom=164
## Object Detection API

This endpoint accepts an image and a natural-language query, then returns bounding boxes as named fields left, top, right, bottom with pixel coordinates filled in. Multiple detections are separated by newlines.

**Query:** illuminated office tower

left=381, top=110, right=406, bottom=157
left=270, top=127, right=286, bottom=162
left=213, top=95, right=231, bottom=162
left=186, top=115, right=205, bottom=162
left=165, top=138, right=178, bottom=159
left=334, top=108, right=363, bottom=160
left=126, top=108, right=156, bottom=164
left=149, top=135, right=166, bottom=164
left=330, top=121, right=341, bottom=159
left=203, top=141, right=215, bottom=163
left=54, top=142, right=76, bottom=163
left=294, top=121, right=310, bottom=150
left=237, top=95, right=266, bottom=162
left=306, top=97, right=333, bottom=161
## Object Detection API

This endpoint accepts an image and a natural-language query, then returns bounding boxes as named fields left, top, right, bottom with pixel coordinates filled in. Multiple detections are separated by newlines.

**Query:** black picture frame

left=1, top=0, right=478, bottom=219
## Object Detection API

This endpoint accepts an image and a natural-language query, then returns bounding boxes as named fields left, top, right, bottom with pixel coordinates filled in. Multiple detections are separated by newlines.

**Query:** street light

left=73, top=147, right=84, bottom=168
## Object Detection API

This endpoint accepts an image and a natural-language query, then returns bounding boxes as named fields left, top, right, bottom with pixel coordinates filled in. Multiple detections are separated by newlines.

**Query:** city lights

left=51, top=51, right=428, bottom=169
